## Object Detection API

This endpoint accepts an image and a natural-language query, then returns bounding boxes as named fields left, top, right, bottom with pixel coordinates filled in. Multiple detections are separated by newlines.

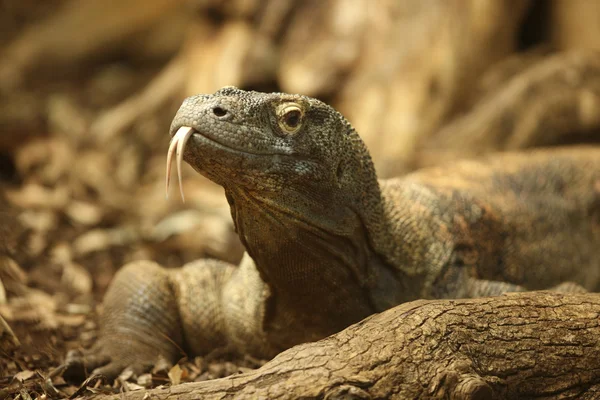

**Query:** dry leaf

left=6, top=184, right=69, bottom=210
left=40, top=375, right=62, bottom=398
left=152, top=355, right=172, bottom=375
left=0, top=276, right=6, bottom=305
left=167, top=364, right=182, bottom=386
left=122, top=381, right=145, bottom=391
left=0, top=256, right=27, bottom=285
left=55, top=314, right=86, bottom=327
left=65, top=201, right=103, bottom=226
left=137, top=373, right=153, bottom=388
left=19, top=210, right=58, bottom=233
left=0, top=314, right=20, bottom=351
left=5, top=287, right=59, bottom=331
left=18, top=389, right=33, bottom=400
left=61, top=263, right=93, bottom=296
left=117, top=367, right=135, bottom=382
left=14, top=369, right=36, bottom=382
left=73, top=227, right=138, bottom=255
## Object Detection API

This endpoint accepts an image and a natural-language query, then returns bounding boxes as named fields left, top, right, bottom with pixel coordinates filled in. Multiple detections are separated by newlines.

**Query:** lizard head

left=167, top=86, right=382, bottom=236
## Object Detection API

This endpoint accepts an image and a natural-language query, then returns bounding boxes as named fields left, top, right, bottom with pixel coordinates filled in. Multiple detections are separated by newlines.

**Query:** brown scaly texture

left=66, top=87, right=600, bottom=378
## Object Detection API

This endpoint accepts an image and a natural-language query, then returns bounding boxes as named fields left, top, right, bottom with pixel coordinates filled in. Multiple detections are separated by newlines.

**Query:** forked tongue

left=166, top=126, right=195, bottom=202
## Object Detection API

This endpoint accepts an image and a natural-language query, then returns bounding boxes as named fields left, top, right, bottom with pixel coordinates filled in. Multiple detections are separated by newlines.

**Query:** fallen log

left=99, top=291, right=600, bottom=399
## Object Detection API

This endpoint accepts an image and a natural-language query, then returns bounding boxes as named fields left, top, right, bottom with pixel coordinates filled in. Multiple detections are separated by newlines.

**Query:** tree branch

left=97, top=292, right=600, bottom=399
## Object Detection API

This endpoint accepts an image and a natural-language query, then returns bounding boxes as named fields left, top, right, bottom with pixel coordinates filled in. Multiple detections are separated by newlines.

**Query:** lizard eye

left=277, top=104, right=304, bottom=134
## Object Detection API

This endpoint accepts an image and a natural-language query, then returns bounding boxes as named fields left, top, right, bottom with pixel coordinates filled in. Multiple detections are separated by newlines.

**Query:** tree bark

left=98, top=292, right=600, bottom=399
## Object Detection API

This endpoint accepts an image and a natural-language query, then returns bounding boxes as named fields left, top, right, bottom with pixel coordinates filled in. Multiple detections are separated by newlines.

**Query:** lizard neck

left=225, top=185, right=381, bottom=335
left=223, top=165, right=416, bottom=336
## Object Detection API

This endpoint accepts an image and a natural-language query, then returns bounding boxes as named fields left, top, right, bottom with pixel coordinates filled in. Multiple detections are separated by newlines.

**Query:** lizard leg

left=548, top=281, right=588, bottom=293
left=66, top=260, right=187, bottom=379
left=465, top=278, right=588, bottom=297
left=66, top=254, right=273, bottom=381
left=172, top=253, right=275, bottom=357
left=465, top=278, right=526, bottom=297
left=66, top=259, right=237, bottom=380
left=168, top=258, right=237, bottom=356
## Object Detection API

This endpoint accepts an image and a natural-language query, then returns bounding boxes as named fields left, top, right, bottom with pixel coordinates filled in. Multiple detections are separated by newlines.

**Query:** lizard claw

left=64, top=348, right=108, bottom=381
left=64, top=346, right=153, bottom=382
left=92, top=360, right=152, bottom=381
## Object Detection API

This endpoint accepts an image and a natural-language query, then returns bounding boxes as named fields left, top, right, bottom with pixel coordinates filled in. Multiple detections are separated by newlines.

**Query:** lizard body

left=70, top=87, right=600, bottom=377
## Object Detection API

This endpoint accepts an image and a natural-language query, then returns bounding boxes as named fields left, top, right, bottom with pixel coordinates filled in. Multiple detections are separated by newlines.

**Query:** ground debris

left=1, top=0, right=600, bottom=398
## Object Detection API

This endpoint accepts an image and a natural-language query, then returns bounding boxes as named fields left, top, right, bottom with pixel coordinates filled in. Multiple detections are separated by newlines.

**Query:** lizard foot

left=64, top=261, right=186, bottom=382
left=64, top=343, right=156, bottom=381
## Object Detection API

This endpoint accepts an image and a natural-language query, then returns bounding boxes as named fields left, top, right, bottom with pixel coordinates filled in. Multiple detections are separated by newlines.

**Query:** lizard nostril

left=212, top=106, right=228, bottom=117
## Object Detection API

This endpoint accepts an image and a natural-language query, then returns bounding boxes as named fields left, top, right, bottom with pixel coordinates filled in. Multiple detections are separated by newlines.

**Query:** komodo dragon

left=68, top=87, right=600, bottom=378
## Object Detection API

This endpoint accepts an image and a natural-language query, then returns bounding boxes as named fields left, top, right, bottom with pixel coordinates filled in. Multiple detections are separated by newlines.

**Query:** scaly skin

left=67, top=87, right=600, bottom=378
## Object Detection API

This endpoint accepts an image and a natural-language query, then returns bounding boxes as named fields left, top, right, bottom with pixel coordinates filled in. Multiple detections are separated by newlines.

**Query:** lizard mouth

left=165, top=126, right=285, bottom=202
left=165, top=126, right=196, bottom=202
left=165, top=125, right=301, bottom=202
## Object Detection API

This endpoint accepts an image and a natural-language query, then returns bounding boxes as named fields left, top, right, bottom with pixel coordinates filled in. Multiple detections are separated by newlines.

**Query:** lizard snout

left=170, top=94, right=235, bottom=138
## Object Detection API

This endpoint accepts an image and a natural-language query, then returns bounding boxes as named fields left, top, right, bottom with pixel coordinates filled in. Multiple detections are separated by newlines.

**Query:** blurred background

left=1, top=0, right=600, bottom=395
